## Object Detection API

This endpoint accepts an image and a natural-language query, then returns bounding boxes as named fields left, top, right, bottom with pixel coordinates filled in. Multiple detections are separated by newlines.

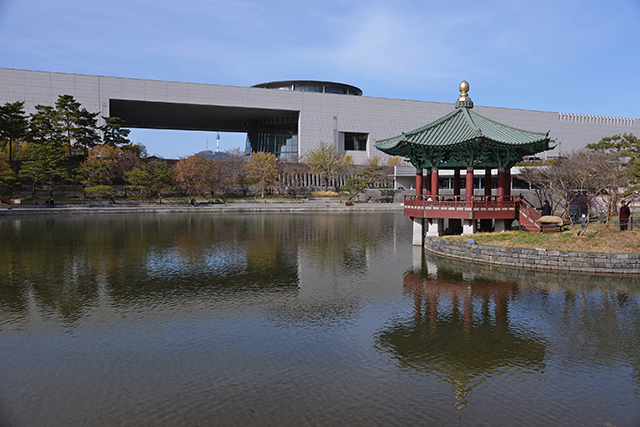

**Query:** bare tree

left=586, top=135, right=635, bottom=223
left=520, top=150, right=627, bottom=235
left=519, top=165, right=566, bottom=216
left=306, top=141, right=349, bottom=190
left=276, top=160, right=309, bottom=198
left=173, top=155, right=218, bottom=204
left=247, top=152, right=277, bottom=198
left=225, top=148, right=252, bottom=196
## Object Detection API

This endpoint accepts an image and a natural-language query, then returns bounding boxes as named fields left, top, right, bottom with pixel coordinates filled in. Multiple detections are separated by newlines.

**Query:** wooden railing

left=404, top=193, right=543, bottom=231
left=513, top=194, right=541, bottom=232
left=404, top=194, right=517, bottom=209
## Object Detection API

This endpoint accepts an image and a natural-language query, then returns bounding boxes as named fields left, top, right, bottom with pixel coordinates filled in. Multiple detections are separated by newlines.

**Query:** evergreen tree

left=19, top=139, right=67, bottom=200
left=0, top=159, right=20, bottom=198
left=101, top=116, right=131, bottom=146
left=345, top=165, right=384, bottom=201
left=0, top=101, right=29, bottom=163
left=55, top=95, right=100, bottom=159
left=29, top=105, right=63, bottom=145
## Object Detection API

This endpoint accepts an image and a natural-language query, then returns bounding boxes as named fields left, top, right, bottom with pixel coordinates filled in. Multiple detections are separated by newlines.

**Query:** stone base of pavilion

left=408, top=194, right=541, bottom=245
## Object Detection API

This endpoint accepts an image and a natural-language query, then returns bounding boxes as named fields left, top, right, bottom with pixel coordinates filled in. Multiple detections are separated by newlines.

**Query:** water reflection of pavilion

left=376, top=265, right=547, bottom=409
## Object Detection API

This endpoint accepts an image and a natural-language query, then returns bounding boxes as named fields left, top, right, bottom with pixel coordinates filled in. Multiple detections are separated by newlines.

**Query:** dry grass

left=444, top=223, right=640, bottom=253
left=310, top=191, right=341, bottom=197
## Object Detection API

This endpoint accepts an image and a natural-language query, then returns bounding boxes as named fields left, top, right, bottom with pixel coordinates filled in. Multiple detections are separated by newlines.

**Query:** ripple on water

left=1, top=213, right=640, bottom=426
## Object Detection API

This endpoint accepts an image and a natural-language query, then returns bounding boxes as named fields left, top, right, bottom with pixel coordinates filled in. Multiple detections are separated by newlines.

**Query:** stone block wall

left=425, top=237, right=640, bottom=274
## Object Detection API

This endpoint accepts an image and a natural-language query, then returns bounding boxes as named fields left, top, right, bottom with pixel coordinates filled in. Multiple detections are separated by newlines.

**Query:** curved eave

left=468, top=109, right=551, bottom=146
left=374, top=105, right=557, bottom=158
left=375, top=137, right=412, bottom=157
left=377, top=134, right=556, bottom=162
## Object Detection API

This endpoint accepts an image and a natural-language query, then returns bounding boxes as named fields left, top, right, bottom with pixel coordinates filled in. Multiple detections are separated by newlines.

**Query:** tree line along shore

left=1, top=96, right=400, bottom=205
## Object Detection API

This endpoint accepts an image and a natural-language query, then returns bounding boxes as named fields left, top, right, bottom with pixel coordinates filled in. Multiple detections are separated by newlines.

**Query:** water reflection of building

left=0, top=215, right=303, bottom=320
left=376, top=260, right=547, bottom=409
left=0, top=213, right=404, bottom=326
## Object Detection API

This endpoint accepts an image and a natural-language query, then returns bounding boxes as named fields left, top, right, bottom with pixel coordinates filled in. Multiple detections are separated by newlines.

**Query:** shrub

left=311, top=191, right=340, bottom=197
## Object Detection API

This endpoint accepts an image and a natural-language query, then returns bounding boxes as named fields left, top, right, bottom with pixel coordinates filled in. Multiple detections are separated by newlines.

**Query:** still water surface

left=1, top=212, right=640, bottom=426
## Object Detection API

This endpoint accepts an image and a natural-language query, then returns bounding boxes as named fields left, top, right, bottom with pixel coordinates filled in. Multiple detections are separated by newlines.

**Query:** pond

left=1, top=212, right=639, bottom=426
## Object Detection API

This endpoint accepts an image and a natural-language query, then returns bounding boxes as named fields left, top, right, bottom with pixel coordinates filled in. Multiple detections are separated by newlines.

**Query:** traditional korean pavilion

left=375, top=81, right=556, bottom=244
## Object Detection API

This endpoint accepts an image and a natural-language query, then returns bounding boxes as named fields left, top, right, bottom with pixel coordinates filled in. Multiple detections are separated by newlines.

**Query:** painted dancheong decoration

left=375, top=81, right=556, bottom=244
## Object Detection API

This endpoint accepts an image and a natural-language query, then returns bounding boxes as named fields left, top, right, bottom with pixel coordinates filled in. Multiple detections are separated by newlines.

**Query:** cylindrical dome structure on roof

left=252, top=80, right=362, bottom=96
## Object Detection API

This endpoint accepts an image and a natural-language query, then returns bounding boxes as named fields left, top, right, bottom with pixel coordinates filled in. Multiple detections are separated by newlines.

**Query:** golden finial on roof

left=458, top=81, right=469, bottom=101
left=455, top=80, right=473, bottom=109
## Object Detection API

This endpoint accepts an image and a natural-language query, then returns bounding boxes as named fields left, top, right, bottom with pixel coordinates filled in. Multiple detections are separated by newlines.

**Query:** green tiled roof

left=374, top=84, right=556, bottom=169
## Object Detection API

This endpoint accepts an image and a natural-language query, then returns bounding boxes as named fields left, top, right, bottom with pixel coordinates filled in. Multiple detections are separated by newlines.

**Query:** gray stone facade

left=1, top=68, right=638, bottom=164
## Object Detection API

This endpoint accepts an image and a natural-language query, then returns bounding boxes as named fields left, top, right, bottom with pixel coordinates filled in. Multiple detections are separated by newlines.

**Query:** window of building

left=512, top=177, right=530, bottom=190
left=246, top=116, right=299, bottom=161
left=295, top=85, right=323, bottom=93
left=344, top=132, right=368, bottom=151
left=325, top=87, right=346, bottom=95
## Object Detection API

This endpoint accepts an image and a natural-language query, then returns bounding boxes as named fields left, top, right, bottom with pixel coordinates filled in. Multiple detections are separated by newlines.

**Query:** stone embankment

left=425, top=236, right=640, bottom=275
left=0, top=198, right=403, bottom=216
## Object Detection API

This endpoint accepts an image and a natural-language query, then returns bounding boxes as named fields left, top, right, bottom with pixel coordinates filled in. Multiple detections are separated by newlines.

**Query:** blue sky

left=1, top=0, right=639, bottom=158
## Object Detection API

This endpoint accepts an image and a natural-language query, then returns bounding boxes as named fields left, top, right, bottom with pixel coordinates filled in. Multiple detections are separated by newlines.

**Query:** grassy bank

left=444, top=223, right=640, bottom=254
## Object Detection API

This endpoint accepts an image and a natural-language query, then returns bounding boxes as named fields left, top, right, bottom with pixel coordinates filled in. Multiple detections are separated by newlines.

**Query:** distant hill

left=195, top=150, right=231, bottom=160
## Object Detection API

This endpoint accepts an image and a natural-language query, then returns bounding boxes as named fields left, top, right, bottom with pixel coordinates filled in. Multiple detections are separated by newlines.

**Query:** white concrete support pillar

left=412, top=246, right=423, bottom=270
left=494, top=219, right=507, bottom=232
left=463, top=219, right=477, bottom=235
left=412, top=217, right=426, bottom=246
left=427, top=218, right=443, bottom=237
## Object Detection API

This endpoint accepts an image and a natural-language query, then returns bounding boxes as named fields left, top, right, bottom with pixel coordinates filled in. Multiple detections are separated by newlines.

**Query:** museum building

left=1, top=68, right=638, bottom=168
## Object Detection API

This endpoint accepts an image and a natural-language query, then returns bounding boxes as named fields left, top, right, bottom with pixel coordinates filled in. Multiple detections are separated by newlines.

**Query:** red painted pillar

left=465, top=167, right=474, bottom=201
left=504, top=169, right=511, bottom=198
left=484, top=168, right=492, bottom=198
left=431, top=168, right=439, bottom=199
left=497, top=168, right=505, bottom=200
left=415, top=169, right=423, bottom=196
left=453, top=168, right=461, bottom=200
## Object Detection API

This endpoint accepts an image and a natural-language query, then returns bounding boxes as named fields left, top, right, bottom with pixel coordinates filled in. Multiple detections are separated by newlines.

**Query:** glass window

left=246, top=116, right=299, bottom=160
left=325, top=87, right=345, bottom=95
left=344, top=132, right=368, bottom=151
left=295, top=85, right=322, bottom=93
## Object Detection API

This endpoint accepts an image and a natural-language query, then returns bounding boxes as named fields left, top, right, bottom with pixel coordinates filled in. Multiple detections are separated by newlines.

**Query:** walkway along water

left=0, top=199, right=403, bottom=216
